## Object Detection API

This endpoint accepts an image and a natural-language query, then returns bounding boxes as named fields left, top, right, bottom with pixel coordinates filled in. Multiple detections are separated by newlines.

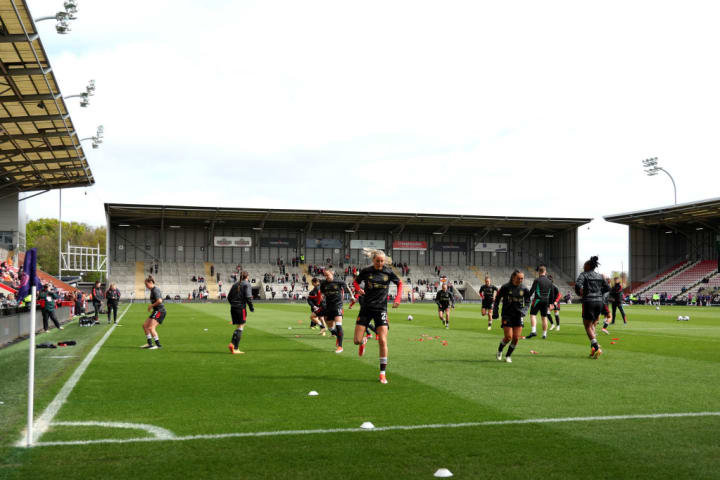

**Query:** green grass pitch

left=1, top=301, right=719, bottom=479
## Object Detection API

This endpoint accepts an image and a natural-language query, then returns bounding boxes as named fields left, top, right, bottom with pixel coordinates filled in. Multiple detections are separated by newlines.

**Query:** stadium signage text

left=214, top=236, right=252, bottom=247
left=392, top=240, right=427, bottom=251
left=432, top=242, right=465, bottom=252
left=350, top=239, right=386, bottom=250
left=306, top=238, right=343, bottom=249
left=474, top=242, right=508, bottom=252
left=260, top=238, right=298, bottom=248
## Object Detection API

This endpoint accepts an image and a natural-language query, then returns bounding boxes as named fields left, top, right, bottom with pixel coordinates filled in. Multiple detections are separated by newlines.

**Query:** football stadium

left=2, top=1, right=720, bottom=479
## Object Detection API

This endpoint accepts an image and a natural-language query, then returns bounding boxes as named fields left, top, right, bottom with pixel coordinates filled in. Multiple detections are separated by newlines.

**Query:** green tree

left=25, top=218, right=106, bottom=281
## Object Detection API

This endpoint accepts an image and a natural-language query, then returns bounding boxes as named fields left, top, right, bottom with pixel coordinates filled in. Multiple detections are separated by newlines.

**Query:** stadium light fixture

left=432, top=231, right=444, bottom=235
left=665, top=230, right=673, bottom=234
left=65, top=80, right=95, bottom=108
left=79, top=125, right=104, bottom=149
left=34, top=0, right=78, bottom=34
left=642, top=157, right=677, bottom=205
left=118, top=224, right=130, bottom=227
left=252, top=227, right=263, bottom=231
left=169, top=225, right=181, bottom=229
left=545, top=234, right=555, bottom=238
left=501, top=233, right=512, bottom=237
left=696, top=227, right=704, bottom=231
left=344, top=229, right=356, bottom=233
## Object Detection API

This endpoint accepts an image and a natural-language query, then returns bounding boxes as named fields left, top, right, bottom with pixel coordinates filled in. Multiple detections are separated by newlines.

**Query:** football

left=407, top=315, right=413, bottom=321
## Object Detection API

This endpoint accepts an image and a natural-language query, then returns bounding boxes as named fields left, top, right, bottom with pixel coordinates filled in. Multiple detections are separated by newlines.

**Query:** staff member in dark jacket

left=493, top=270, right=531, bottom=363
left=91, top=281, right=104, bottom=320
left=105, top=283, right=121, bottom=324
left=227, top=271, right=254, bottom=355
left=575, top=256, right=611, bottom=359
left=39, top=284, right=63, bottom=332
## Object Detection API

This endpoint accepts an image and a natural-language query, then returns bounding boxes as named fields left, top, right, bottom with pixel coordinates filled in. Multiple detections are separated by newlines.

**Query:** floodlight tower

left=80, top=125, right=104, bottom=149
left=64, top=80, right=95, bottom=108
left=34, top=1, right=78, bottom=34
left=643, top=157, right=677, bottom=205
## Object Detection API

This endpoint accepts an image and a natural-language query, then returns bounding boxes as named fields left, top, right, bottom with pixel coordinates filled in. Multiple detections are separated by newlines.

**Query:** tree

left=25, top=218, right=106, bottom=281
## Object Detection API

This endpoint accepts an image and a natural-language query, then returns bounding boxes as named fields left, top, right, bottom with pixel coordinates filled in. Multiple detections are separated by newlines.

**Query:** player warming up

left=307, top=277, right=328, bottom=334
left=575, top=256, right=611, bottom=359
left=353, top=249, right=402, bottom=383
left=493, top=270, right=531, bottom=363
left=435, top=283, right=454, bottom=328
left=609, top=277, right=627, bottom=325
left=142, top=275, right=165, bottom=350
left=320, top=268, right=352, bottom=354
left=527, top=265, right=553, bottom=339
left=227, top=271, right=254, bottom=354
left=546, top=275, right=562, bottom=331
left=479, top=277, right=498, bottom=330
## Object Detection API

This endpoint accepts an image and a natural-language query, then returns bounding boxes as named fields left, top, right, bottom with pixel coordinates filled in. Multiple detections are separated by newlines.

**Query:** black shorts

left=438, top=304, right=451, bottom=313
left=530, top=300, right=549, bottom=317
left=357, top=308, right=389, bottom=330
left=231, top=307, right=247, bottom=325
left=150, top=310, right=167, bottom=324
left=501, top=316, right=524, bottom=328
left=325, top=306, right=344, bottom=320
left=482, top=300, right=494, bottom=310
left=582, top=302, right=604, bottom=321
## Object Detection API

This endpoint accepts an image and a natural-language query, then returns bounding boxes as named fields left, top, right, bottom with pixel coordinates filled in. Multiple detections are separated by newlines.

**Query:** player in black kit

left=607, top=277, right=627, bottom=326
left=353, top=249, right=402, bottom=384
left=479, top=277, right=498, bottom=330
left=320, top=269, right=353, bottom=354
left=545, top=275, right=562, bottom=332
left=227, top=271, right=254, bottom=354
left=307, top=277, right=328, bottom=334
left=527, top=266, right=553, bottom=339
left=142, top=275, right=165, bottom=350
left=493, top=270, right=531, bottom=363
left=575, top=256, right=611, bottom=358
left=435, top=283, right=455, bottom=328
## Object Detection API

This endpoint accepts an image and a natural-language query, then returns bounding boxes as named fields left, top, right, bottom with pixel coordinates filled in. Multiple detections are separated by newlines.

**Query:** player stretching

left=142, top=275, right=165, bottom=350
left=575, top=256, right=610, bottom=359
left=479, top=277, right=498, bottom=330
left=320, top=269, right=352, bottom=354
left=435, top=283, right=454, bottom=328
left=348, top=274, right=361, bottom=309
left=493, top=270, right=531, bottom=363
left=353, top=249, right=402, bottom=384
left=609, top=277, right=627, bottom=325
left=526, top=266, right=553, bottom=339
left=307, top=278, right=328, bottom=334
left=227, top=271, right=254, bottom=354
left=546, top=275, right=562, bottom=331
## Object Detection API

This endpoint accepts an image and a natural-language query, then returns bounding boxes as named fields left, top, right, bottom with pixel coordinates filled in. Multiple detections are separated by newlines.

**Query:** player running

left=141, top=275, right=165, bottom=350
left=479, top=277, right=498, bottom=330
left=435, top=283, right=455, bottom=328
left=493, top=270, right=531, bottom=363
left=227, top=271, right=254, bottom=354
left=348, top=274, right=361, bottom=309
left=526, top=265, right=553, bottom=339
left=307, top=278, right=328, bottom=334
left=320, top=268, right=353, bottom=354
left=545, top=275, right=562, bottom=331
left=353, top=249, right=402, bottom=384
left=575, top=256, right=611, bottom=359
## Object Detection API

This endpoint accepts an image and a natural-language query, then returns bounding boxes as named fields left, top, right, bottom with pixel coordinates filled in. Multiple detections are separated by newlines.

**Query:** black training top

left=575, top=271, right=610, bottom=303
left=493, top=282, right=531, bottom=320
left=106, top=288, right=121, bottom=303
left=150, top=286, right=165, bottom=312
left=609, top=283, right=624, bottom=302
left=228, top=280, right=253, bottom=310
left=355, top=265, right=402, bottom=311
left=529, top=275, right=553, bottom=303
left=319, top=279, right=350, bottom=310
left=307, top=287, right=324, bottom=309
left=479, top=284, right=498, bottom=300
left=435, top=290, right=454, bottom=308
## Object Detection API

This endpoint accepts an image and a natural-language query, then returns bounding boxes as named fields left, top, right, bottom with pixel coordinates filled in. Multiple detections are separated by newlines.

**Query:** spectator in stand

left=210, top=265, right=215, bottom=276
left=39, top=283, right=63, bottom=332
left=91, top=281, right=104, bottom=320
left=106, top=283, right=121, bottom=324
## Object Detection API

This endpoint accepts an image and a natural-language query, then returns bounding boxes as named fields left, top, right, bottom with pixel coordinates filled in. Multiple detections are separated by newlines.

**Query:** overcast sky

left=22, top=0, right=720, bottom=274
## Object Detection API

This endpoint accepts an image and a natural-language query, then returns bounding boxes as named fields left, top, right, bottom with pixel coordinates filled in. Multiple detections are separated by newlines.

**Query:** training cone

left=308, top=391, right=319, bottom=396
left=360, top=422, right=375, bottom=429
left=434, top=468, right=453, bottom=478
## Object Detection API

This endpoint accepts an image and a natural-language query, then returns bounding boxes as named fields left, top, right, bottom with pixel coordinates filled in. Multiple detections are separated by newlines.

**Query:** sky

left=21, top=0, right=720, bottom=274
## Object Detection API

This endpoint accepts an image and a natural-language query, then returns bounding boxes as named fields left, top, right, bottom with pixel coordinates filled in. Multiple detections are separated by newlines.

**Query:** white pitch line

left=28, top=411, right=720, bottom=448
left=53, top=421, right=176, bottom=440
left=17, top=303, right=132, bottom=447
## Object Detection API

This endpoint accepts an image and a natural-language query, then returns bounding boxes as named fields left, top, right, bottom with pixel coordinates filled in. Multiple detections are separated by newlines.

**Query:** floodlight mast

left=33, top=0, right=78, bottom=34
left=642, top=157, right=677, bottom=205
left=64, top=80, right=95, bottom=107
left=79, top=125, right=104, bottom=149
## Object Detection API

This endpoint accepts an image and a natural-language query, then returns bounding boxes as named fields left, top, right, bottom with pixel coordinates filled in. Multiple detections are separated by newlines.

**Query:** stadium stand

left=645, top=260, right=718, bottom=299
left=631, top=260, right=694, bottom=295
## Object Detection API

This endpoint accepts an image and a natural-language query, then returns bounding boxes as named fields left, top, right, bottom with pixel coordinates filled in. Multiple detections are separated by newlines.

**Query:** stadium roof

left=0, top=0, right=93, bottom=200
left=106, top=203, right=591, bottom=235
left=604, top=197, right=720, bottom=230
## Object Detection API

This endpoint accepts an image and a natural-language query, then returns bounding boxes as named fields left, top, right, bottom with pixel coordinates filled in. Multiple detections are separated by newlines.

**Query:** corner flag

left=18, top=248, right=41, bottom=300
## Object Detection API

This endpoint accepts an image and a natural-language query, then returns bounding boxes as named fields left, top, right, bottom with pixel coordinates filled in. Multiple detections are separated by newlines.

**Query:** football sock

left=603, top=321, right=609, bottom=329
left=546, top=315, right=553, bottom=325
left=380, top=357, right=387, bottom=374
left=531, top=325, right=537, bottom=334
left=498, top=340, right=508, bottom=352
left=335, top=324, right=343, bottom=347
left=231, top=328, right=243, bottom=349
left=507, top=344, right=516, bottom=357
left=591, top=339, right=599, bottom=350
left=146, top=334, right=152, bottom=346
left=153, top=336, right=161, bottom=346
left=555, top=314, right=560, bottom=325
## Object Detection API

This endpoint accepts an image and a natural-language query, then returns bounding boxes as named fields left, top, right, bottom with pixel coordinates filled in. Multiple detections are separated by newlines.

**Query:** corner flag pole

left=26, top=284, right=37, bottom=447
